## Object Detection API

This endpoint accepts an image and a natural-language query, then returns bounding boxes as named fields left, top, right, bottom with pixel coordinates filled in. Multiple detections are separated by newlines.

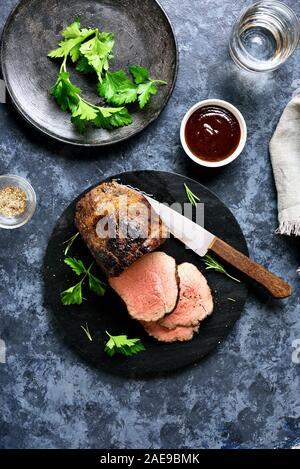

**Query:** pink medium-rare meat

left=108, top=252, right=179, bottom=322
left=159, top=262, right=214, bottom=330
left=143, top=322, right=199, bottom=343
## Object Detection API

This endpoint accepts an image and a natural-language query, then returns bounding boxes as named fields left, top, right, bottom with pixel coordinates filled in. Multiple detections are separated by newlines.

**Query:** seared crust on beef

left=75, top=181, right=167, bottom=277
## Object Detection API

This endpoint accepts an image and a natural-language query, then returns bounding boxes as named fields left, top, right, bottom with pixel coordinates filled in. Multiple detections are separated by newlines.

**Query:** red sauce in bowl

left=185, top=105, right=241, bottom=162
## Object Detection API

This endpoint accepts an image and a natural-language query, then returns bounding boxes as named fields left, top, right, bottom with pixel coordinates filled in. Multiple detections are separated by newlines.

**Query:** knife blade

left=145, top=195, right=292, bottom=299
left=145, top=196, right=215, bottom=256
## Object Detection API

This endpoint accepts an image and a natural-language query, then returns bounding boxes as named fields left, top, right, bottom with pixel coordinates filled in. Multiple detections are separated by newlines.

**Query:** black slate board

left=43, top=171, right=249, bottom=377
left=1, top=0, right=177, bottom=146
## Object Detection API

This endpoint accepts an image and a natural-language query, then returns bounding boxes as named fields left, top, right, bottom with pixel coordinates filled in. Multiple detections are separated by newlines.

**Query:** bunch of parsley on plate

left=48, top=18, right=167, bottom=131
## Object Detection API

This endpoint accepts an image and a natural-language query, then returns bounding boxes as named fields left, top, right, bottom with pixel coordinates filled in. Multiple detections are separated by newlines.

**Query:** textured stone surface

left=1, top=0, right=300, bottom=449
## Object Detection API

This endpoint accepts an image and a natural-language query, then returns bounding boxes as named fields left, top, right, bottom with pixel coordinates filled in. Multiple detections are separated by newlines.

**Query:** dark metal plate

left=1, top=0, right=178, bottom=146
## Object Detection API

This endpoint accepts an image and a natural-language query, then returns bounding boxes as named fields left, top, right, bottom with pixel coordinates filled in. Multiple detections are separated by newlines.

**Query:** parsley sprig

left=61, top=257, right=107, bottom=305
left=203, top=254, right=240, bottom=283
left=48, top=18, right=132, bottom=131
left=49, top=61, right=131, bottom=132
left=98, top=66, right=167, bottom=109
left=104, top=331, right=145, bottom=357
left=48, top=18, right=167, bottom=131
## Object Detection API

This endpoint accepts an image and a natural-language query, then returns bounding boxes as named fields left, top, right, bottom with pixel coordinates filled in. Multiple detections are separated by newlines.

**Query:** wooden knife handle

left=210, top=238, right=292, bottom=299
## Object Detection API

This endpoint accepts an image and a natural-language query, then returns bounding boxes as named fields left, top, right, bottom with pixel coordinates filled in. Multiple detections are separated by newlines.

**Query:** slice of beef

left=143, top=322, right=199, bottom=343
left=75, top=181, right=167, bottom=277
left=159, top=262, right=214, bottom=329
left=109, top=252, right=179, bottom=322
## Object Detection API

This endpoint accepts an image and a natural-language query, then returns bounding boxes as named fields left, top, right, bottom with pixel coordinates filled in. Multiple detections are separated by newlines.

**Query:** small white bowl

left=180, top=99, right=247, bottom=168
left=0, top=175, right=36, bottom=229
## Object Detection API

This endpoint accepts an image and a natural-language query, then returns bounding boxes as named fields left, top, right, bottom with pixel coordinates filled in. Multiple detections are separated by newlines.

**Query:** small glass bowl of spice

left=0, top=175, right=36, bottom=229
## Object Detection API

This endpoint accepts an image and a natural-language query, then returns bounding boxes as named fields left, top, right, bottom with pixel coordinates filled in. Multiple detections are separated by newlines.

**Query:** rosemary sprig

left=63, top=232, right=79, bottom=256
left=203, top=254, right=240, bottom=283
left=81, top=323, right=93, bottom=341
left=184, top=183, right=200, bottom=206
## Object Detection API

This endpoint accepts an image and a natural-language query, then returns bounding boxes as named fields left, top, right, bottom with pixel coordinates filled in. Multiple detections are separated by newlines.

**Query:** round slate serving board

left=44, top=171, right=249, bottom=378
left=1, top=0, right=177, bottom=146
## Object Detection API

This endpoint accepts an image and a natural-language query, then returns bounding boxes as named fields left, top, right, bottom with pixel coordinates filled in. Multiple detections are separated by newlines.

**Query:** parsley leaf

left=104, top=332, right=145, bottom=357
left=48, top=19, right=96, bottom=62
left=98, top=70, right=138, bottom=105
left=99, top=68, right=167, bottom=109
left=137, top=81, right=157, bottom=108
left=72, top=99, right=98, bottom=121
left=48, top=40, right=72, bottom=59
left=80, top=31, right=114, bottom=80
left=71, top=115, right=87, bottom=133
left=105, top=107, right=133, bottom=127
left=61, top=283, right=83, bottom=305
left=129, top=65, right=149, bottom=84
left=48, top=35, right=94, bottom=62
left=94, top=106, right=133, bottom=129
left=75, top=56, right=94, bottom=74
left=62, top=18, right=82, bottom=39
left=137, top=80, right=167, bottom=109
left=50, top=71, right=80, bottom=112
left=88, top=273, right=106, bottom=297
left=61, top=257, right=107, bottom=305
left=64, top=257, right=86, bottom=276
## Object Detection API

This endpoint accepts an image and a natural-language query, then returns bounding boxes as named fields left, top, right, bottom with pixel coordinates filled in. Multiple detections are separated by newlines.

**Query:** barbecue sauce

left=185, top=105, right=241, bottom=162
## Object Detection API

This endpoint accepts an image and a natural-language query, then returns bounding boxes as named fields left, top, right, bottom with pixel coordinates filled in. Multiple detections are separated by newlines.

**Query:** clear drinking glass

left=229, top=1, right=300, bottom=72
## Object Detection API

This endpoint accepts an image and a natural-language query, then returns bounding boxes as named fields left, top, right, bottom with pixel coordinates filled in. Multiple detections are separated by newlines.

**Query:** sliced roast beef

left=143, top=322, right=199, bottom=343
left=109, top=252, right=179, bottom=322
left=159, top=262, right=214, bottom=330
left=75, top=181, right=167, bottom=277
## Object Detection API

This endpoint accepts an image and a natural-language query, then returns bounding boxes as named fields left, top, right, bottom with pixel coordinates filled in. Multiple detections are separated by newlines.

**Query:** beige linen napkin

left=270, top=94, right=300, bottom=235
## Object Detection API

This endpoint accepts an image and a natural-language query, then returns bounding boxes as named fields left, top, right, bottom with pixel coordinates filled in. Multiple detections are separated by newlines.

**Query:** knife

left=145, top=196, right=292, bottom=299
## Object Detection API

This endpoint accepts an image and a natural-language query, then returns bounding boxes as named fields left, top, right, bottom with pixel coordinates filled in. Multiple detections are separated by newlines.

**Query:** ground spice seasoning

left=0, top=186, right=27, bottom=217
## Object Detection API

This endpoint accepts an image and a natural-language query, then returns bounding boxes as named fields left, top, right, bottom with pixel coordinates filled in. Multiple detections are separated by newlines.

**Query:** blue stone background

left=1, top=0, right=300, bottom=449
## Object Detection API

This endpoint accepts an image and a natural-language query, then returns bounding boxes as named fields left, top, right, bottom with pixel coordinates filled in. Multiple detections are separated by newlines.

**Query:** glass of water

left=229, top=1, right=300, bottom=72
